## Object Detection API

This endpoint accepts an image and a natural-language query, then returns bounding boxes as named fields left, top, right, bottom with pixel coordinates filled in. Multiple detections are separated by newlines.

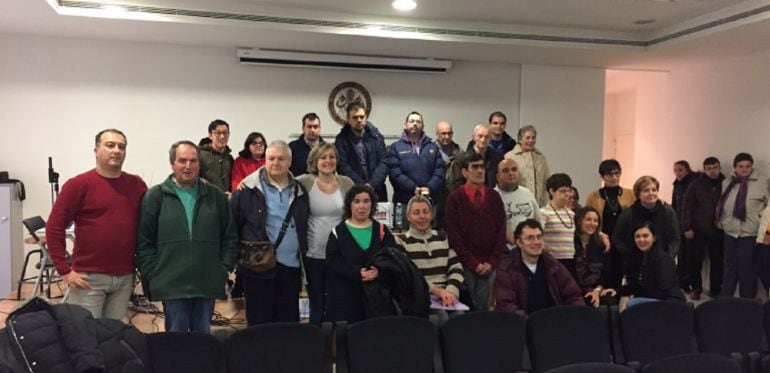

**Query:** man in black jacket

left=335, top=102, right=389, bottom=202
left=288, top=112, right=324, bottom=177
left=680, top=156, right=725, bottom=299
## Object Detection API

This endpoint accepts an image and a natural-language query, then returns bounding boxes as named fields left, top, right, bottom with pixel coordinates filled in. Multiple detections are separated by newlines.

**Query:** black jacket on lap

left=0, top=298, right=149, bottom=373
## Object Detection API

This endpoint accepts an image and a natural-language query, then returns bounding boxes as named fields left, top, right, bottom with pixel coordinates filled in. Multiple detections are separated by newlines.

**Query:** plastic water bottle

left=394, top=203, right=404, bottom=231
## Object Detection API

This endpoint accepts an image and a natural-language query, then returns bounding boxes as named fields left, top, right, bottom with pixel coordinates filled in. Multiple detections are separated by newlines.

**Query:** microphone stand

left=48, top=156, right=59, bottom=206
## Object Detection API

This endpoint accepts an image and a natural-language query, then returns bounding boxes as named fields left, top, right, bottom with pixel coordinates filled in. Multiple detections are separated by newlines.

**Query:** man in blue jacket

left=387, top=111, right=445, bottom=212
left=335, top=102, right=389, bottom=202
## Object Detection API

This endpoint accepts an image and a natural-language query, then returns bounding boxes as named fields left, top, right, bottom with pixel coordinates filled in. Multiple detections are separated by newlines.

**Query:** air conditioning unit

left=237, top=48, right=452, bottom=74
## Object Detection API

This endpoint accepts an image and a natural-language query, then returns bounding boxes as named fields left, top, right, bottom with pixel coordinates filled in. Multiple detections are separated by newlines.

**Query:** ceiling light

left=392, top=0, right=417, bottom=11
left=102, top=4, right=127, bottom=16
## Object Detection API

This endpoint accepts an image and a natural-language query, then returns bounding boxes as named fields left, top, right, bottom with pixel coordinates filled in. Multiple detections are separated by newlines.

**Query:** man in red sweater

left=445, top=152, right=507, bottom=310
left=46, top=129, right=147, bottom=320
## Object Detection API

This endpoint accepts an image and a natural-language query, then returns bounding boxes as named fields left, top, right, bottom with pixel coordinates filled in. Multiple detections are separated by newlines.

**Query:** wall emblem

left=328, top=81, right=372, bottom=125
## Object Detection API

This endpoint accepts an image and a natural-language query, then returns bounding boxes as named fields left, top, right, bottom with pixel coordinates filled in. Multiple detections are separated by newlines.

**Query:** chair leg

left=16, top=249, right=41, bottom=300
left=31, top=262, right=46, bottom=299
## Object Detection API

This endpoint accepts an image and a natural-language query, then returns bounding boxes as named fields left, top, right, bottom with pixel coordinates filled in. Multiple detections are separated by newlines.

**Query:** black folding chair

left=227, top=322, right=332, bottom=373
left=17, top=216, right=68, bottom=300
left=527, top=306, right=612, bottom=373
left=441, top=311, right=527, bottom=373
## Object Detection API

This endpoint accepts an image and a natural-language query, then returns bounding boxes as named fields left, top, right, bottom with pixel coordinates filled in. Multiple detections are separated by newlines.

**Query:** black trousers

left=677, top=236, right=690, bottom=290
left=242, top=264, right=301, bottom=326
left=687, top=230, right=724, bottom=295
left=721, top=235, right=757, bottom=298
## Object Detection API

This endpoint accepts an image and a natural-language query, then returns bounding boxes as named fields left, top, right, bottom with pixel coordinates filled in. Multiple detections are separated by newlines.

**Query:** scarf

left=715, top=175, right=748, bottom=221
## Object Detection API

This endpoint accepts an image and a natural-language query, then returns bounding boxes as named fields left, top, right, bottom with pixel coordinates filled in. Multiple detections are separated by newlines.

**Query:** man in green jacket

left=136, top=140, right=237, bottom=333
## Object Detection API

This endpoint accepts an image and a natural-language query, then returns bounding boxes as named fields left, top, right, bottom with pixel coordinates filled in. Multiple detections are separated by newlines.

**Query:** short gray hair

left=517, top=125, right=537, bottom=141
left=169, top=140, right=200, bottom=164
left=266, top=140, right=292, bottom=159
left=406, top=195, right=433, bottom=217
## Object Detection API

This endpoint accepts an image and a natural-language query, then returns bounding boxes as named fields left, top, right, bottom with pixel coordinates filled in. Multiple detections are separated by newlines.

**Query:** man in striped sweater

left=395, top=195, right=465, bottom=321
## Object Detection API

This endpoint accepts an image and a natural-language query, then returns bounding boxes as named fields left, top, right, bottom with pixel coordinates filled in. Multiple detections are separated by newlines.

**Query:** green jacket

left=136, top=175, right=237, bottom=301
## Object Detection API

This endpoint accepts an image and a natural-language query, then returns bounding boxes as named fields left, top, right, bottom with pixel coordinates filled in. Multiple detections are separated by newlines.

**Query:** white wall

left=519, top=64, right=606, bottom=204
left=0, top=33, right=523, bottom=220
left=605, top=51, right=770, bottom=202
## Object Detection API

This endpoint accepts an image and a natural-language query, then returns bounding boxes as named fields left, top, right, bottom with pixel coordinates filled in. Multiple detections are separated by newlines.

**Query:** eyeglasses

left=521, top=234, right=543, bottom=242
left=212, top=131, right=230, bottom=137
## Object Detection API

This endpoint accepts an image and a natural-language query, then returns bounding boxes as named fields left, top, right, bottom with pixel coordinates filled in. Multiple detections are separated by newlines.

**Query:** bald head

left=435, top=120, right=454, bottom=147
left=497, top=158, right=520, bottom=191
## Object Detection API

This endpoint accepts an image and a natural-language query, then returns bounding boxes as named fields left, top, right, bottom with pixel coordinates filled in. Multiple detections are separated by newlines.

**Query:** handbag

left=237, top=187, right=297, bottom=272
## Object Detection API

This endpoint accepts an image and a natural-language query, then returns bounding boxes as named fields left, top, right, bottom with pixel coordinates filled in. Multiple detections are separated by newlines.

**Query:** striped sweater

left=394, top=228, right=464, bottom=298
left=539, top=205, right=576, bottom=260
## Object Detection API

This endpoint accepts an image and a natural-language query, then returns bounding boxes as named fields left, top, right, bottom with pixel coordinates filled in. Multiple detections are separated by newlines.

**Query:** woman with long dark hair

left=573, top=206, right=616, bottom=307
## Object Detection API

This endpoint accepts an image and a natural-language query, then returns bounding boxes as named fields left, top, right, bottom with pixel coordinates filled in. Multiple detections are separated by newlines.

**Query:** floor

left=1, top=282, right=251, bottom=334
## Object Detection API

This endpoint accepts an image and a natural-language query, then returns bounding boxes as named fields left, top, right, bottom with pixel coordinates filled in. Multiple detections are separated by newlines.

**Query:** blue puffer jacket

left=335, top=121, right=389, bottom=203
left=387, top=131, right=445, bottom=205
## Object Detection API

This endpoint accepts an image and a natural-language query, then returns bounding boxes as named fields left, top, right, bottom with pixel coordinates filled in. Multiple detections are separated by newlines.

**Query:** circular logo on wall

left=328, top=82, right=372, bottom=125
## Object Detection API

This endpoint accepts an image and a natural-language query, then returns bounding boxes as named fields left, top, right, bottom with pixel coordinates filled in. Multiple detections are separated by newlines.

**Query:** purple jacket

left=494, top=249, right=584, bottom=313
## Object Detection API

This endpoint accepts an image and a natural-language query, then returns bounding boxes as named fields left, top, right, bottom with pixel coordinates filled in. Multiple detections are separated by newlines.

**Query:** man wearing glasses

left=445, top=152, right=507, bottom=310
left=200, top=119, right=234, bottom=193
left=494, top=219, right=583, bottom=314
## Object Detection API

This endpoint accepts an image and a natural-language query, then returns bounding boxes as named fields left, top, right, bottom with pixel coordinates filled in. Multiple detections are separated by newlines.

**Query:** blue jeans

left=625, top=297, right=659, bottom=309
left=162, top=298, right=215, bottom=333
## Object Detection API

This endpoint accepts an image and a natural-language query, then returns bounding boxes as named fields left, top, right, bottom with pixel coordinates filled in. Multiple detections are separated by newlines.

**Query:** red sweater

left=46, top=169, right=147, bottom=276
left=231, top=156, right=265, bottom=191
left=444, top=185, right=507, bottom=270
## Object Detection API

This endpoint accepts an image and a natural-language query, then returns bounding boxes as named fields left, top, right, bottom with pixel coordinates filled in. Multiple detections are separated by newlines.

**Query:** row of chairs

left=153, top=297, right=767, bottom=373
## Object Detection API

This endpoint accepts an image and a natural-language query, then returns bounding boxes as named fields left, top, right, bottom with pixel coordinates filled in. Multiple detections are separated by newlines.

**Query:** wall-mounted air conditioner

left=237, top=48, right=452, bottom=74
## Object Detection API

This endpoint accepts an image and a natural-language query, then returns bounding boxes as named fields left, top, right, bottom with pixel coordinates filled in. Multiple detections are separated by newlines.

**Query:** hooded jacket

left=334, top=121, right=389, bottom=202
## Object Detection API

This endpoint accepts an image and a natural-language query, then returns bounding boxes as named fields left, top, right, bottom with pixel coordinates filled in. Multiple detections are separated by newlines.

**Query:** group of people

left=43, top=102, right=770, bottom=334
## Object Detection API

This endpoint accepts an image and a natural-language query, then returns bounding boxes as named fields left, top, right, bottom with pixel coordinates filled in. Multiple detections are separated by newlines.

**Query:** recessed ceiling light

left=392, top=0, right=417, bottom=11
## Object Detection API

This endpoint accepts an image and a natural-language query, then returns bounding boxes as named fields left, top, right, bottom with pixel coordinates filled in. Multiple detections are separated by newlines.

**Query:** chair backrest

left=544, top=362, right=635, bottom=373
left=344, top=316, right=435, bottom=373
left=619, top=301, right=696, bottom=366
left=146, top=332, right=224, bottom=373
left=441, top=311, right=526, bottom=373
left=22, top=216, right=46, bottom=242
left=640, top=353, right=741, bottom=373
left=526, top=305, right=612, bottom=373
left=695, top=298, right=764, bottom=355
left=227, top=322, right=329, bottom=373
